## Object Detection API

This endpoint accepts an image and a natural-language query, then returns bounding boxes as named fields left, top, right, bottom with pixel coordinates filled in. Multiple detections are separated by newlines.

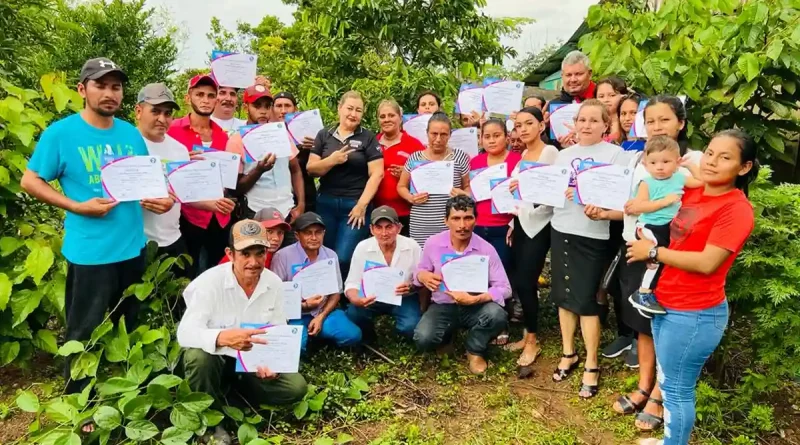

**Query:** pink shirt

left=469, top=150, right=522, bottom=227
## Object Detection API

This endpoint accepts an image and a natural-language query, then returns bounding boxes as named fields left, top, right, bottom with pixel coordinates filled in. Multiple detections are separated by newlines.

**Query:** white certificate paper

left=449, top=128, right=480, bottom=159
left=574, top=162, right=634, bottom=212
left=440, top=254, right=489, bottom=294
left=549, top=103, right=581, bottom=139
left=292, top=259, right=340, bottom=299
left=240, top=123, right=294, bottom=161
left=101, top=155, right=168, bottom=202
left=629, top=100, right=648, bottom=139
left=282, top=282, right=302, bottom=321
left=456, top=84, right=484, bottom=115
left=235, top=324, right=302, bottom=374
left=403, top=114, right=432, bottom=146
left=195, top=148, right=241, bottom=190
left=361, top=264, right=406, bottom=306
left=166, top=160, right=224, bottom=203
left=469, top=163, right=507, bottom=202
left=490, top=178, right=518, bottom=214
left=517, top=162, right=571, bottom=208
left=409, top=161, right=454, bottom=195
left=285, top=110, right=324, bottom=145
left=482, top=79, right=524, bottom=116
left=210, top=51, right=258, bottom=89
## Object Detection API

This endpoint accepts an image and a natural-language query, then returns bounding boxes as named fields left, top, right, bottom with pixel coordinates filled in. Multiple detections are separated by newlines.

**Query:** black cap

left=80, top=57, right=128, bottom=84
left=370, top=206, right=400, bottom=225
left=293, top=212, right=326, bottom=231
left=273, top=92, right=297, bottom=106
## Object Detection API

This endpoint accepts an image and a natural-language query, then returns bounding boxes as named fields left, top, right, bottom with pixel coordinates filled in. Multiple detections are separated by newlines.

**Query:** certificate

left=449, top=128, right=480, bottom=159
left=166, top=160, right=224, bottom=203
left=409, top=160, right=454, bottom=195
left=482, top=79, right=524, bottom=116
left=574, top=161, right=634, bottom=211
left=548, top=103, right=581, bottom=140
left=101, top=155, right=168, bottom=202
left=490, top=178, right=518, bottom=214
left=240, top=123, right=294, bottom=161
left=193, top=146, right=240, bottom=190
left=455, top=84, right=484, bottom=115
left=517, top=162, right=571, bottom=208
left=360, top=262, right=406, bottom=306
left=440, top=254, right=489, bottom=294
left=285, top=110, right=324, bottom=145
left=282, top=282, right=302, bottom=320
left=291, top=259, right=340, bottom=299
left=469, top=163, right=507, bottom=202
left=235, top=324, right=302, bottom=374
left=210, top=51, right=258, bottom=89
left=629, top=100, right=648, bottom=138
left=402, top=114, right=432, bottom=146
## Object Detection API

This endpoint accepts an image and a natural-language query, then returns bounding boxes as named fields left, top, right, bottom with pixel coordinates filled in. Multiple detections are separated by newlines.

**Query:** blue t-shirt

left=638, top=173, right=687, bottom=226
left=27, top=114, right=148, bottom=266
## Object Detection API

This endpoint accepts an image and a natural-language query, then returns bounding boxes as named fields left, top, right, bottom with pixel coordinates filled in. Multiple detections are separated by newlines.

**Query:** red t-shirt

left=655, top=187, right=754, bottom=311
left=469, top=151, right=522, bottom=227
left=218, top=252, right=273, bottom=269
left=375, top=131, right=424, bottom=216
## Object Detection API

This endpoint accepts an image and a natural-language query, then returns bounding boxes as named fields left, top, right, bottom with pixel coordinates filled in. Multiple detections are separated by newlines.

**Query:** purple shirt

left=270, top=242, right=343, bottom=316
left=414, top=230, right=511, bottom=306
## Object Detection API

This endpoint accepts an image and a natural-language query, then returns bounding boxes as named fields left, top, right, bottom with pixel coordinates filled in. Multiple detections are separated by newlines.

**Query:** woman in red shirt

left=627, top=130, right=759, bottom=445
left=374, top=100, right=424, bottom=236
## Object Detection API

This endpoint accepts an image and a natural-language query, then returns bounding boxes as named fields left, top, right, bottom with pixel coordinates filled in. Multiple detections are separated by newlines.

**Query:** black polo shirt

left=311, top=125, right=382, bottom=199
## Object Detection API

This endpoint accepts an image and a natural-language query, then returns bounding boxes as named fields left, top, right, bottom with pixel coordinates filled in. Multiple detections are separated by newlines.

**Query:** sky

left=145, top=0, right=598, bottom=70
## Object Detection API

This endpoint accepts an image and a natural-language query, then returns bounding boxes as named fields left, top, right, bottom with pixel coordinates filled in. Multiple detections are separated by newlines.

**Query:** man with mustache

left=413, top=196, right=510, bottom=375
left=273, top=91, right=317, bottom=212
left=21, top=58, right=174, bottom=400
left=212, top=76, right=271, bottom=136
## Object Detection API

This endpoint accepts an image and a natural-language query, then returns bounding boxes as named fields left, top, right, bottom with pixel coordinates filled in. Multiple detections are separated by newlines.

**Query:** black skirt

left=550, top=228, right=608, bottom=316
left=618, top=258, right=652, bottom=336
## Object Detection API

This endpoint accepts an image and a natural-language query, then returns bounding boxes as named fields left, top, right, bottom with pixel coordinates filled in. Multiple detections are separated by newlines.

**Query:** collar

left=446, top=230, right=479, bottom=254
left=328, top=125, right=363, bottom=137
left=292, top=241, right=328, bottom=263
left=179, top=114, right=225, bottom=134
left=560, top=81, right=597, bottom=103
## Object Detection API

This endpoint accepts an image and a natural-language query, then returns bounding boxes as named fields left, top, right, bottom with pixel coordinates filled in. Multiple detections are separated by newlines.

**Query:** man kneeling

left=178, top=220, right=307, bottom=430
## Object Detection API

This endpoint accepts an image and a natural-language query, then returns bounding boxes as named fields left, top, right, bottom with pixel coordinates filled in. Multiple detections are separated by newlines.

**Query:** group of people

left=20, top=49, right=760, bottom=445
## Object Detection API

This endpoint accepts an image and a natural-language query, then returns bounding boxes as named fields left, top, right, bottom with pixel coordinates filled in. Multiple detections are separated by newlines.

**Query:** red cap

left=243, top=84, right=273, bottom=104
left=253, top=207, right=291, bottom=231
left=188, top=74, right=218, bottom=91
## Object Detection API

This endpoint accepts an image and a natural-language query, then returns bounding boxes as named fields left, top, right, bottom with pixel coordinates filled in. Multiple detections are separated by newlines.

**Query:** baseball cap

left=243, top=84, right=273, bottom=104
left=137, top=83, right=179, bottom=109
left=253, top=207, right=291, bottom=231
left=230, top=219, right=270, bottom=251
left=370, top=206, right=400, bottom=225
left=273, top=92, right=297, bottom=106
left=188, top=74, right=218, bottom=91
left=293, top=212, right=326, bottom=231
left=80, top=57, right=128, bottom=84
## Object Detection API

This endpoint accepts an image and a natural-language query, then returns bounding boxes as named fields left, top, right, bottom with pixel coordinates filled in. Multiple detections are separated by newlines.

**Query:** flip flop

left=613, top=388, right=651, bottom=415
left=635, top=398, right=664, bottom=431
left=491, top=332, right=509, bottom=346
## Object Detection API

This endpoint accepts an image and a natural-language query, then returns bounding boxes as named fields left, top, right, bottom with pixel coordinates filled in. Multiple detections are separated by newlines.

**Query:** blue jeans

left=345, top=295, right=421, bottom=338
left=474, top=225, right=512, bottom=275
left=288, top=309, right=362, bottom=354
left=413, top=302, right=507, bottom=357
left=652, top=300, right=729, bottom=445
left=315, top=193, right=370, bottom=277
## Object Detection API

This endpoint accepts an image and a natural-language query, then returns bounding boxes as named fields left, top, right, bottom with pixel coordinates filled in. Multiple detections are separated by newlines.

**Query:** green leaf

left=70, top=351, right=100, bottom=380
left=44, top=400, right=77, bottom=423
left=314, top=438, right=335, bottom=445
left=293, top=400, right=308, bottom=419
left=24, top=245, right=54, bottom=285
left=98, top=377, right=139, bottom=396
left=179, top=392, right=214, bottom=413
left=90, top=320, right=113, bottom=344
left=126, top=361, right=152, bottom=385
left=766, top=39, right=784, bottom=61
left=124, top=419, right=159, bottom=441
left=763, top=99, right=791, bottom=118
left=160, top=427, right=193, bottom=445
left=93, top=406, right=122, bottom=430
left=122, top=395, right=152, bottom=420
left=170, top=404, right=202, bottom=431
left=345, top=387, right=362, bottom=400
left=57, top=340, right=85, bottom=356
left=336, top=433, right=355, bottom=444
left=140, top=329, right=162, bottom=344
left=351, top=377, right=369, bottom=392
left=132, top=282, right=154, bottom=301
left=146, top=383, right=172, bottom=409
left=149, top=374, right=182, bottom=389
left=734, top=80, right=759, bottom=108
left=40, top=74, right=55, bottom=99
left=791, top=23, right=800, bottom=45
left=763, top=133, right=785, bottom=153
left=223, top=405, right=244, bottom=422
left=16, top=390, right=40, bottom=412
left=237, top=423, right=258, bottom=445
left=0, top=341, right=20, bottom=365
left=203, top=409, right=224, bottom=427
left=0, top=237, right=21, bottom=256
left=33, top=329, right=59, bottom=354
left=52, top=84, right=70, bottom=113
left=10, top=289, right=44, bottom=327
left=0, top=272, right=12, bottom=311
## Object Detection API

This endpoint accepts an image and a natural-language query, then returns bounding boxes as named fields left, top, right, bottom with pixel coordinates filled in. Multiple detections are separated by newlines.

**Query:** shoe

left=552, top=352, right=580, bottom=382
left=601, top=336, right=633, bottom=358
left=625, top=338, right=639, bottom=369
left=467, top=353, right=488, bottom=374
left=637, top=307, right=652, bottom=319
left=578, top=367, right=600, bottom=399
left=629, top=291, right=667, bottom=315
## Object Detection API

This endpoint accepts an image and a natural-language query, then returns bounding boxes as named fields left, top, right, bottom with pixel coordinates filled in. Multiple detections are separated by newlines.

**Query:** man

left=211, top=86, right=247, bottom=136
left=167, top=74, right=235, bottom=277
left=225, top=85, right=305, bottom=233
left=178, top=220, right=307, bottom=442
left=20, top=58, right=173, bottom=395
left=270, top=212, right=362, bottom=353
left=273, top=91, right=317, bottom=212
left=413, top=196, right=510, bottom=374
left=547, top=50, right=597, bottom=148
left=344, top=206, right=422, bottom=340
left=219, top=207, right=290, bottom=268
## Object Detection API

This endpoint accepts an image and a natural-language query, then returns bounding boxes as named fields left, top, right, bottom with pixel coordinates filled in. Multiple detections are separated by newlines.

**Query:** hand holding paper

left=101, top=155, right=169, bottom=202
left=440, top=254, right=489, bottom=294
left=235, top=324, right=302, bottom=374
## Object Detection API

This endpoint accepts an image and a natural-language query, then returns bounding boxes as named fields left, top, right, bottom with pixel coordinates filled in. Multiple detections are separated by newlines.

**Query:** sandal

left=635, top=398, right=664, bottom=431
left=613, top=388, right=651, bottom=415
left=578, top=368, right=600, bottom=399
left=552, top=353, right=579, bottom=382
left=491, top=332, right=509, bottom=346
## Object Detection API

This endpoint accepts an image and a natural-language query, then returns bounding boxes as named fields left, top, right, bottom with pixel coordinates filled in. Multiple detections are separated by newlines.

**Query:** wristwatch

left=648, top=246, right=660, bottom=263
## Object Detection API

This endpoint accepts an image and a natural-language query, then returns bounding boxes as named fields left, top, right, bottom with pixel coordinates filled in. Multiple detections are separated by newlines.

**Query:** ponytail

left=714, top=129, right=760, bottom=196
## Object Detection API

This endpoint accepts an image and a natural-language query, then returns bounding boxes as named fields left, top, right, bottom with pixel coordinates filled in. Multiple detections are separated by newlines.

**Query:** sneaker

left=601, top=336, right=633, bottom=358
left=637, top=308, right=653, bottom=319
left=625, top=338, right=639, bottom=369
left=629, top=291, right=667, bottom=315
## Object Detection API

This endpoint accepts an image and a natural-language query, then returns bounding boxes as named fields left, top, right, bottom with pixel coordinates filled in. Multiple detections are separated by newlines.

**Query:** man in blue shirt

left=20, top=57, right=173, bottom=396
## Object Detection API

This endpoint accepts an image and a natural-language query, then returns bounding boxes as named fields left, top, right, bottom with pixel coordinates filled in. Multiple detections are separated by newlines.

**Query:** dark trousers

left=64, top=251, right=146, bottom=393
left=511, top=221, right=551, bottom=333
left=413, top=302, right=507, bottom=357
left=180, top=215, right=231, bottom=278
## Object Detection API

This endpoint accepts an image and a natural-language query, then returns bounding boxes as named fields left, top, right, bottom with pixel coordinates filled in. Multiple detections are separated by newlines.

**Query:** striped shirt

left=403, top=148, right=471, bottom=246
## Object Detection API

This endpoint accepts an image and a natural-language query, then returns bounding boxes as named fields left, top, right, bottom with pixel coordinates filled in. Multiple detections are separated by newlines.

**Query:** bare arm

left=656, top=245, right=733, bottom=275
left=289, top=157, right=306, bottom=212
left=306, top=153, right=338, bottom=177
left=316, top=293, right=340, bottom=319
left=21, top=169, right=81, bottom=213
left=357, top=159, right=384, bottom=208
left=626, top=181, right=677, bottom=215
left=397, top=170, right=414, bottom=203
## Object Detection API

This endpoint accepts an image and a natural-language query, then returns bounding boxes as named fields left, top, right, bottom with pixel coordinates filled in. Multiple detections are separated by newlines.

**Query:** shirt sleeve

left=225, top=134, right=246, bottom=174
left=269, top=276, right=288, bottom=326
left=27, top=126, right=63, bottom=181
left=486, top=245, right=511, bottom=305
left=413, top=240, right=435, bottom=287
left=131, top=130, right=149, bottom=156
left=404, top=152, right=418, bottom=173
left=333, top=253, right=344, bottom=293
left=310, top=129, right=326, bottom=157
left=176, top=288, right=223, bottom=354
left=344, top=244, right=365, bottom=292
left=269, top=251, right=290, bottom=281
left=707, top=199, right=754, bottom=254
left=364, top=132, right=383, bottom=162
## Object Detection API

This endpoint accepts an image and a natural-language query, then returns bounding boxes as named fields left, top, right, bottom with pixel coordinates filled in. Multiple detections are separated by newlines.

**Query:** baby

left=624, top=136, right=702, bottom=317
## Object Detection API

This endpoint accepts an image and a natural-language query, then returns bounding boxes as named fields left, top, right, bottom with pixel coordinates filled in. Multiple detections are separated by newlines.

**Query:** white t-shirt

left=143, top=135, right=189, bottom=247
left=211, top=116, right=247, bottom=136
left=244, top=157, right=295, bottom=216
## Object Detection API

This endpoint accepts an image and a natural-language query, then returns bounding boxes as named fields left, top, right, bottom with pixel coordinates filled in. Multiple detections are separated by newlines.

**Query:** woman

left=417, top=91, right=441, bottom=114
left=618, top=93, right=645, bottom=152
left=374, top=100, right=424, bottom=236
left=596, top=77, right=628, bottom=144
left=523, top=94, right=547, bottom=111
left=307, top=91, right=384, bottom=276
left=506, top=107, right=559, bottom=367
left=549, top=99, right=624, bottom=398
left=632, top=130, right=757, bottom=445
left=397, top=112, right=471, bottom=247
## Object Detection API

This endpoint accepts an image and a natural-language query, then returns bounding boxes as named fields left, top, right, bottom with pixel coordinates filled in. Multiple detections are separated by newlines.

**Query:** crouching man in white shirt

left=177, top=220, right=307, bottom=429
